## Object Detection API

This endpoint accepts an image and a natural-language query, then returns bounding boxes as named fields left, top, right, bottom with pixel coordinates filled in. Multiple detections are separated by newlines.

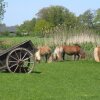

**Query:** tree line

left=0, top=1, right=100, bottom=36
left=17, top=6, right=100, bottom=36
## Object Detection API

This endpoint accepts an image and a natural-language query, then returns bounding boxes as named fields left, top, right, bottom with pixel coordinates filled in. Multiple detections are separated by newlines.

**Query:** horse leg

left=77, top=54, right=80, bottom=60
left=74, top=55, right=76, bottom=60
left=45, top=54, right=48, bottom=63
left=47, top=53, right=52, bottom=62
left=62, top=52, right=65, bottom=60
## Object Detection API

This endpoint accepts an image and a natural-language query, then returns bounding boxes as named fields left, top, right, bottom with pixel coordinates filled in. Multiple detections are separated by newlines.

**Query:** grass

left=0, top=36, right=53, bottom=50
left=0, top=60, right=100, bottom=100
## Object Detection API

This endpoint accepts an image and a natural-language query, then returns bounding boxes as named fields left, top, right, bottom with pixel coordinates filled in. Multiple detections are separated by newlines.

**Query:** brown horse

left=53, top=44, right=85, bottom=61
left=35, top=46, right=52, bottom=63
left=62, top=44, right=83, bottom=60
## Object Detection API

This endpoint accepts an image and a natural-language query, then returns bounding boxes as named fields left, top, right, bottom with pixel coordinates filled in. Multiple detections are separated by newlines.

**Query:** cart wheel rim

left=6, top=48, right=35, bottom=73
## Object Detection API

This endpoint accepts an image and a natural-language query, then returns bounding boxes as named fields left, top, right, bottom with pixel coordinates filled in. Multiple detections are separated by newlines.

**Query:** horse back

left=39, top=46, right=51, bottom=55
left=62, top=45, right=81, bottom=54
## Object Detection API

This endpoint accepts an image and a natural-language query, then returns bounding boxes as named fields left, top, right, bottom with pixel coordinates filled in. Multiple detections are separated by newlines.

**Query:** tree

left=93, top=8, right=100, bottom=33
left=30, top=18, right=36, bottom=32
left=36, top=5, right=77, bottom=27
left=34, top=19, right=53, bottom=36
left=93, top=8, right=100, bottom=26
left=0, top=0, right=6, bottom=23
left=78, top=9, right=94, bottom=28
left=17, top=18, right=36, bottom=36
left=64, top=12, right=77, bottom=28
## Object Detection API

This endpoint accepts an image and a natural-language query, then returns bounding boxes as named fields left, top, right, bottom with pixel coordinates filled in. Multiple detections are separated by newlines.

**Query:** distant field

left=0, top=61, right=100, bottom=100
left=0, top=36, right=46, bottom=47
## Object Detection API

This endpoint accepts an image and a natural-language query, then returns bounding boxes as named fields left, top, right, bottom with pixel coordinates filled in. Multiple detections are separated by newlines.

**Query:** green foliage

left=17, top=5, right=78, bottom=37
left=78, top=9, right=94, bottom=28
left=17, top=6, right=100, bottom=37
left=0, top=0, right=6, bottom=23
left=93, top=9, right=100, bottom=24
left=2, top=31, right=9, bottom=36
left=81, top=42, right=95, bottom=60
left=78, top=8, right=100, bottom=33
left=36, top=5, right=77, bottom=27
left=17, top=18, right=36, bottom=36
left=34, top=19, right=53, bottom=36
left=93, top=9, right=100, bottom=34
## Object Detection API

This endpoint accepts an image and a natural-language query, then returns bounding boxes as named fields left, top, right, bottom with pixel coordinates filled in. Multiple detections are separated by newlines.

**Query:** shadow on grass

left=32, top=71, right=42, bottom=74
left=0, top=70, right=42, bottom=74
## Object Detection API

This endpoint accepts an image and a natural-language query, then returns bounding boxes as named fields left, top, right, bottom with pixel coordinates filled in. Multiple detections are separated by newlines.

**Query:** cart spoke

left=9, top=63, right=18, bottom=68
left=22, top=52, right=28, bottom=60
left=8, top=61, right=17, bottom=63
left=19, top=50, right=22, bottom=59
left=15, top=51, right=19, bottom=60
left=10, top=55, right=18, bottom=60
left=23, top=56, right=32, bottom=61
left=14, top=65, right=19, bottom=72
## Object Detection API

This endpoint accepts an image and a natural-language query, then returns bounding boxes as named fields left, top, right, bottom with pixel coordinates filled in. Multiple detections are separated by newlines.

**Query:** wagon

left=0, top=40, right=36, bottom=73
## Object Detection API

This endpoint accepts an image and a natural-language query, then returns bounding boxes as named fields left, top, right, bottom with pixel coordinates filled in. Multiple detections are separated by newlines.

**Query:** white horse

left=48, top=46, right=63, bottom=62
left=53, top=46, right=63, bottom=61
left=94, top=46, right=100, bottom=62
left=35, top=46, right=51, bottom=63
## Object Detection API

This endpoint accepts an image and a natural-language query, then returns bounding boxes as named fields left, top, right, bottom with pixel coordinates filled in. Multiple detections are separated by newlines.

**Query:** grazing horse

left=94, top=46, right=100, bottom=62
left=53, top=46, right=63, bottom=61
left=62, top=45, right=82, bottom=60
left=35, top=46, right=51, bottom=63
left=46, top=46, right=64, bottom=62
left=52, top=44, right=85, bottom=61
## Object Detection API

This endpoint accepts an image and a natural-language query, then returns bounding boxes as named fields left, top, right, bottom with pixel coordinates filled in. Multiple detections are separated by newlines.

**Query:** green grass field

left=0, top=61, right=100, bottom=100
left=0, top=36, right=51, bottom=49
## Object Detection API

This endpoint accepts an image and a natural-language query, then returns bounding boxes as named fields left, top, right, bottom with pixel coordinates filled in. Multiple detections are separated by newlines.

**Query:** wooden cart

left=0, top=40, right=36, bottom=73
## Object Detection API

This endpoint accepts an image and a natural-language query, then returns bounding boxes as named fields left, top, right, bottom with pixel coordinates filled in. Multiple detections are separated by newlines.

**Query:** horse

left=52, top=46, right=63, bottom=61
left=35, top=46, right=52, bottom=63
left=79, top=49, right=86, bottom=59
left=94, top=46, right=100, bottom=62
left=52, top=44, right=85, bottom=61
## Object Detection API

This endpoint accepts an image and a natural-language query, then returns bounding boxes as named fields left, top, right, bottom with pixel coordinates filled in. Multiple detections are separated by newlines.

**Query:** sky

left=2, top=0, right=100, bottom=26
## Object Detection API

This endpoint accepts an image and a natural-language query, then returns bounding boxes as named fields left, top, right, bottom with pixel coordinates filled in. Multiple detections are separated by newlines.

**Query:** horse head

left=79, top=49, right=86, bottom=59
left=35, top=49, right=41, bottom=63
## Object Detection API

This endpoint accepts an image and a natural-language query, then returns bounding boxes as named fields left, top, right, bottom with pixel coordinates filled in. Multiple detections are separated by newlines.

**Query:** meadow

left=0, top=32, right=100, bottom=100
left=0, top=61, right=100, bottom=100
